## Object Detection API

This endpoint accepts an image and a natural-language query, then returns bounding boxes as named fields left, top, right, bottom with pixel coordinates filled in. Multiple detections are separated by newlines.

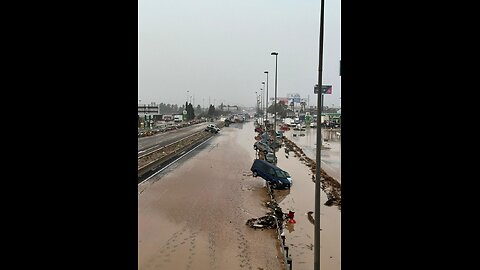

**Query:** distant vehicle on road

left=174, top=115, right=183, bottom=122
left=163, top=115, right=174, bottom=122
left=250, top=159, right=292, bottom=189
left=254, top=126, right=264, bottom=133
left=205, top=124, right=220, bottom=134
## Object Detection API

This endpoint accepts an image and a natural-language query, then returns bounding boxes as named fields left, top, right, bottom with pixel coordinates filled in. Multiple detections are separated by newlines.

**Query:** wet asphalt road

left=138, top=121, right=284, bottom=270
left=138, top=123, right=209, bottom=152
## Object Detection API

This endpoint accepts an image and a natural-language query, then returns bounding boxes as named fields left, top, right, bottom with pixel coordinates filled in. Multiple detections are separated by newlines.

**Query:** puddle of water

left=283, top=127, right=341, bottom=182
left=271, top=143, right=341, bottom=270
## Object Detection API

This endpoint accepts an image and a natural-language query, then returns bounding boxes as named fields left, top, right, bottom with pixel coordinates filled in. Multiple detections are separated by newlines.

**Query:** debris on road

left=283, top=137, right=341, bottom=209
left=246, top=215, right=277, bottom=229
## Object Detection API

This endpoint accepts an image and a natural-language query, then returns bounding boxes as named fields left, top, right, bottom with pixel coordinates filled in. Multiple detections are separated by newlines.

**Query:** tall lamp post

left=314, top=1, right=325, bottom=270
left=255, top=91, right=259, bottom=114
left=264, top=71, right=269, bottom=127
left=261, top=81, right=265, bottom=124
left=270, top=52, right=278, bottom=144
left=138, top=99, right=141, bottom=128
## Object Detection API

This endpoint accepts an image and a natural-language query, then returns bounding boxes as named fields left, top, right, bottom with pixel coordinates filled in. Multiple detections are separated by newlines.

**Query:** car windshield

left=275, top=170, right=290, bottom=178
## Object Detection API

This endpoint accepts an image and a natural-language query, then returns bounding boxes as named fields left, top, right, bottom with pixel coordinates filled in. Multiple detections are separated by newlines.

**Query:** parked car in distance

left=254, top=126, right=264, bottom=133
left=205, top=124, right=220, bottom=133
left=254, top=141, right=273, bottom=154
left=265, top=152, right=277, bottom=164
left=250, top=159, right=292, bottom=189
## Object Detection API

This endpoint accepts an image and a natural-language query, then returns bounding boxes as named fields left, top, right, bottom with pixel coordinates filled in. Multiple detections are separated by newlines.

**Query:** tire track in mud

left=234, top=227, right=253, bottom=270
left=140, top=225, right=202, bottom=270
left=207, top=232, right=217, bottom=269
left=185, top=231, right=199, bottom=270
left=140, top=225, right=188, bottom=270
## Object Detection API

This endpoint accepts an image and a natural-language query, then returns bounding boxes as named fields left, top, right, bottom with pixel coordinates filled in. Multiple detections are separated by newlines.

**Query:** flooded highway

left=138, top=122, right=209, bottom=152
left=273, top=136, right=341, bottom=270
left=138, top=120, right=341, bottom=270
left=138, top=121, right=284, bottom=270
left=282, top=127, right=341, bottom=182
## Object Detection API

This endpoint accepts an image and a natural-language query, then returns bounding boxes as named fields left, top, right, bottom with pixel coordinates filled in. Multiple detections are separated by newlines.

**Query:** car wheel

left=252, top=171, right=258, bottom=177
left=264, top=150, right=268, bottom=155
left=271, top=182, right=278, bottom=189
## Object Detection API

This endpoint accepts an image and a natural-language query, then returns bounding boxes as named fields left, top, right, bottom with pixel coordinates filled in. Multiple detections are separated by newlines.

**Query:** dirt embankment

left=283, top=137, right=341, bottom=209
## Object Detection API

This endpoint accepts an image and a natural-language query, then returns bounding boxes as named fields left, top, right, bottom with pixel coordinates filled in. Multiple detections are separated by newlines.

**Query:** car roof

left=255, top=159, right=281, bottom=169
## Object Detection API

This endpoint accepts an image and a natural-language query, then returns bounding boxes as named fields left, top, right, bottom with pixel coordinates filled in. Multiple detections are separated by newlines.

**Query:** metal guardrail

left=266, top=183, right=292, bottom=270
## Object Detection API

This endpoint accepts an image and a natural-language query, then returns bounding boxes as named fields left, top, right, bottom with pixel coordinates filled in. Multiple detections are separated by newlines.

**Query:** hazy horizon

left=139, top=0, right=341, bottom=109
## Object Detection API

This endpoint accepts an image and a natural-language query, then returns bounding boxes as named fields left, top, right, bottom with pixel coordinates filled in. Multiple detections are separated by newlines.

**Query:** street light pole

left=260, top=88, right=264, bottom=124
left=271, top=52, right=278, bottom=150
left=264, top=71, right=269, bottom=128
left=255, top=91, right=259, bottom=114
left=261, top=81, right=265, bottom=124
left=314, top=1, right=325, bottom=270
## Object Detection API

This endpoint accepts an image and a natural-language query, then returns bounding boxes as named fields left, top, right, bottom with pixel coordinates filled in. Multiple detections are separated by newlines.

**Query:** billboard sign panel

left=314, top=84, right=333, bottom=94
left=287, top=93, right=301, bottom=103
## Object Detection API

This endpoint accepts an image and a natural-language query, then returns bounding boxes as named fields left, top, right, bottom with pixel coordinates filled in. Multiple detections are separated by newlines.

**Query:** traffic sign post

left=314, top=84, right=332, bottom=94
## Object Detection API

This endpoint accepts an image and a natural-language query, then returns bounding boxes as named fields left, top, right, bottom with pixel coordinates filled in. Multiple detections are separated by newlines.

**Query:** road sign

left=314, top=84, right=332, bottom=94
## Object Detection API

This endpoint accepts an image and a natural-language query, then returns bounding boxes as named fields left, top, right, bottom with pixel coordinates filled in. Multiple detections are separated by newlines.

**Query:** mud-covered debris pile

left=246, top=184, right=293, bottom=230
left=246, top=200, right=284, bottom=230
left=246, top=215, right=277, bottom=229
left=283, top=137, right=341, bottom=209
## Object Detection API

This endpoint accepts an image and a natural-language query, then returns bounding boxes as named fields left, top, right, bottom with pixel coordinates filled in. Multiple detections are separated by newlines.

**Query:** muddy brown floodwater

left=138, top=121, right=341, bottom=270
left=138, top=121, right=285, bottom=270
left=272, top=125, right=341, bottom=270
left=284, top=127, right=341, bottom=182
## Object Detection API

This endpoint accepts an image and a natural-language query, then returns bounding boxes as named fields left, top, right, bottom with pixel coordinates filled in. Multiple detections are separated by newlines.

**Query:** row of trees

left=184, top=102, right=195, bottom=120
left=149, top=102, right=223, bottom=119
left=155, top=103, right=183, bottom=114
left=182, top=102, right=223, bottom=120
left=267, top=100, right=289, bottom=118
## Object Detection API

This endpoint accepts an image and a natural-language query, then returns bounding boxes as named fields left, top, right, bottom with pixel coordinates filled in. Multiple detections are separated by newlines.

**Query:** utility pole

left=314, top=1, right=325, bottom=270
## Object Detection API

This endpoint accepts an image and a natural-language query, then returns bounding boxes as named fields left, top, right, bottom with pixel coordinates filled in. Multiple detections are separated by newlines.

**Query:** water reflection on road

left=282, top=127, right=341, bottom=182
left=269, top=124, right=341, bottom=270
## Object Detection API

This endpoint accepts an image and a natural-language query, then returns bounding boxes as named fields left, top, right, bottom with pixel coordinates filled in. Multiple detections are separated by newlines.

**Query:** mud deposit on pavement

left=272, top=146, right=341, bottom=270
left=138, top=121, right=284, bottom=270
left=251, top=124, right=340, bottom=270
left=285, top=127, right=341, bottom=182
left=283, top=137, right=341, bottom=208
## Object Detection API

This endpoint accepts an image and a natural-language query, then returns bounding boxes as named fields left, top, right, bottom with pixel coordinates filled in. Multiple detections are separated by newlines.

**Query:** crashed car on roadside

left=250, top=159, right=292, bottom=189
left=254, top=141, right=273, bottom=154
left=205, top=124, right=220, bottom=134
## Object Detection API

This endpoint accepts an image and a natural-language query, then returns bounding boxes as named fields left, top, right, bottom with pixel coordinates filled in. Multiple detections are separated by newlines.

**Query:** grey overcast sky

left=138, top=0, right=340, bottom=109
